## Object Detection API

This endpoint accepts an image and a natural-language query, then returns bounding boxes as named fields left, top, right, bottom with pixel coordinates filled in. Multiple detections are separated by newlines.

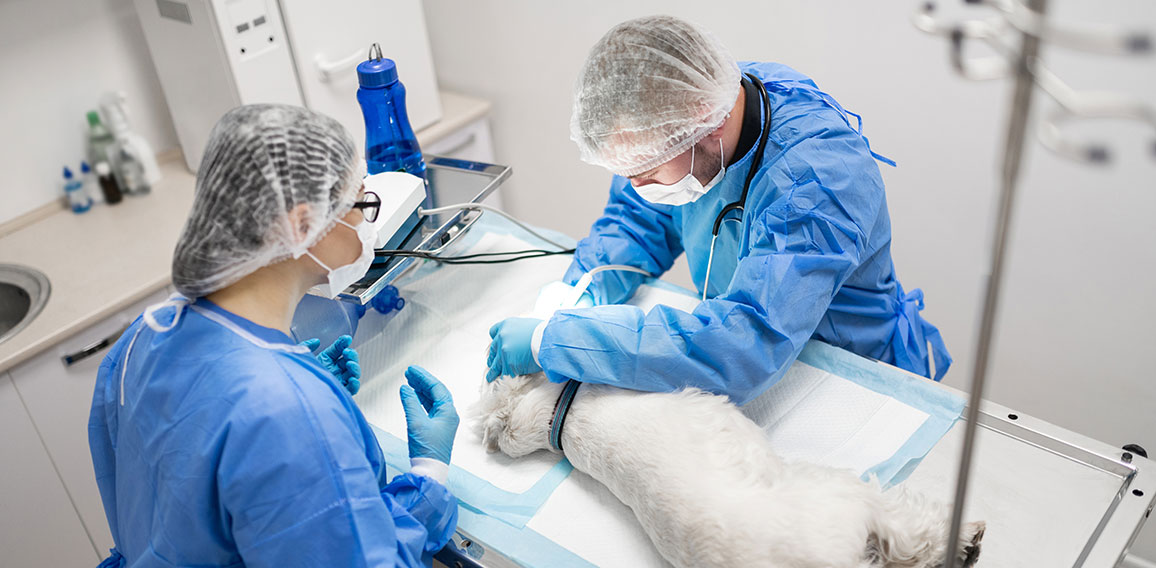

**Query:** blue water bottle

left=357, top=43, right=426, bottom=179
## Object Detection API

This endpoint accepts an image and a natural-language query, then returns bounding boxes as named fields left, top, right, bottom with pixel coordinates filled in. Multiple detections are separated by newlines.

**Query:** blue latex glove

left=399, top=366, right=460, bottom=464
left=301, top=335, right=361, bottom=395
left=486, top=317, right=544, bottom=382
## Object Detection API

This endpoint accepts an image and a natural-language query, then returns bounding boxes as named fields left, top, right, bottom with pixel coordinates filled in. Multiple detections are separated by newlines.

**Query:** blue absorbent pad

left=373, top=427, right=573, bottom=529
left=362, top=217, right=963, bottom=546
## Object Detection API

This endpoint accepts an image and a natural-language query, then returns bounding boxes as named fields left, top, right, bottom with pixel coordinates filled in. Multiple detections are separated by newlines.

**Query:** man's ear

left=285, top=203, right=314, bottom=244
left=703, top=122, right=727, bottom=142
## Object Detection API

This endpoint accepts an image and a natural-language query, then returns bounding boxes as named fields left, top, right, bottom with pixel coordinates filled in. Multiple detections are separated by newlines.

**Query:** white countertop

left=0, top=91, right=491, bottom=374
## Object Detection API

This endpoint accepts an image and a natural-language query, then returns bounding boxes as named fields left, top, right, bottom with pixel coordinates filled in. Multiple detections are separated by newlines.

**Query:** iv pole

left=941, top=0, right=1044, bottom=562
left=947, top=0, right=1049, bottom=562
left=913, top=0, right=1155, bottom=564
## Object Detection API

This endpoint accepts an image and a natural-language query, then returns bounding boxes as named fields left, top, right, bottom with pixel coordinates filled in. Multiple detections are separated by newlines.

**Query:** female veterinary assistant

left=89, top=105, right=459, bottom=567
left=487, top=16, right=952, bottom=404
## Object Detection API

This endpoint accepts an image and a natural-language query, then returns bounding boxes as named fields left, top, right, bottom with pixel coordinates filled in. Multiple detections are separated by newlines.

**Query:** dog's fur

left=475, top=374, right=985, bottom=568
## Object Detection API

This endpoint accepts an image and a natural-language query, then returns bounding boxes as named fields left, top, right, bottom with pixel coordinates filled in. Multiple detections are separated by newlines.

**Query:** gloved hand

left=486, top=317, right=544, bottom=382
left=301, top=335, right=361, bottom=395
left=399, top=366, right=460, bottom=464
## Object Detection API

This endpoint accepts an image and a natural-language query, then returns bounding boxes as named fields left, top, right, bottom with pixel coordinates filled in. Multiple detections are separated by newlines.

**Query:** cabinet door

left=279, top=0, right=442, bottom=146
left=0, top=373, right=98, bottom=565
left=10, top=289, right=170, bottom=556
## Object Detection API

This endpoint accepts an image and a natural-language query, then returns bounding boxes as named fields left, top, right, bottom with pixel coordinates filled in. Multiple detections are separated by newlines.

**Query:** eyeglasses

left=351, top=191, right=382, bottom=223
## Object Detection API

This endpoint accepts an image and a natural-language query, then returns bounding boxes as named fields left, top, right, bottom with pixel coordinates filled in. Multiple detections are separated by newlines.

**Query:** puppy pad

left=627, top=284, right=966, bottom=486
left=355, top=221, right=963, bottom=535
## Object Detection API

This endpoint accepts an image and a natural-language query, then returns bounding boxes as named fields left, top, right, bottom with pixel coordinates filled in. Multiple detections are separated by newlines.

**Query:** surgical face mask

left=633, top=139, right=726, bottom=206
left=307, top=218, right=376, bottom=299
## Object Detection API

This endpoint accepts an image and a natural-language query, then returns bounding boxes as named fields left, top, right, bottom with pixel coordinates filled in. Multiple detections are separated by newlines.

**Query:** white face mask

left=633, top=139, right=726, bottom=206
left=307, top=218, right=376, bottom=299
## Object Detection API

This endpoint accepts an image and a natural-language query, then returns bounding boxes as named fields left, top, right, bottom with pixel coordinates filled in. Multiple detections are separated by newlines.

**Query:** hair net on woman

left=570, top=15, right=741, bottom=177
left=172, top=104, right=364, bottom=298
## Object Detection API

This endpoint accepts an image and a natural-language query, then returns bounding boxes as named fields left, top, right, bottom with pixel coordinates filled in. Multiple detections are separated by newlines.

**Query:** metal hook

left=987, top=0, right=1153, bottom=56
left=913, top=3, right=1011, bottom=81
left=1031, top=60, right=1156, bottom=164
left=914, top=0, right=1156, bottom=163
left=367, top=42, right=383, bottom=62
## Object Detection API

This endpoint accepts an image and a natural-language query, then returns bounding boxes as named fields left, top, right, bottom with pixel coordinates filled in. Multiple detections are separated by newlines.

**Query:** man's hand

left=486, top=317, right=544, bottom=382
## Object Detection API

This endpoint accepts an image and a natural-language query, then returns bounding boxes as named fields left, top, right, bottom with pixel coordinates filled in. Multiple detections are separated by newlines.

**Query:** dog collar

left=549, top=380, right=582, bottom=452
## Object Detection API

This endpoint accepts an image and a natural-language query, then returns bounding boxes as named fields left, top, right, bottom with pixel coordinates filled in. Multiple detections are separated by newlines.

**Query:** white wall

left=422, top=0, right=1156, bottom=559
left=0, top=0, right=178, bottom=225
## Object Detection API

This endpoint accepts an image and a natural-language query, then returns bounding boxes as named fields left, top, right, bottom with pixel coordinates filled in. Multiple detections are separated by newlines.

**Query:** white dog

left=475, top=373, right=985, bottom=568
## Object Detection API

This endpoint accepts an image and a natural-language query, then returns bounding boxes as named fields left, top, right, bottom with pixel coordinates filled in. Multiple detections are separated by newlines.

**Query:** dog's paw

left=958, top=521, right=985, bottom=567
left=929, top=521, right=984, bottom=568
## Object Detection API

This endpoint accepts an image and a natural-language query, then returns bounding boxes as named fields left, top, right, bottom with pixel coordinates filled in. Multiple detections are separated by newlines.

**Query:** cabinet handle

left=314, top=49, right=363, bottom=83
left=61, top=325, right=129, bottom=367
left=435, top=133, right=477, bottom=157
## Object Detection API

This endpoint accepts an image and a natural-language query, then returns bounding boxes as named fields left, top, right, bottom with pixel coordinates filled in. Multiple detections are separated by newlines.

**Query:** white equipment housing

left=363, top=171, right=426, bottom=248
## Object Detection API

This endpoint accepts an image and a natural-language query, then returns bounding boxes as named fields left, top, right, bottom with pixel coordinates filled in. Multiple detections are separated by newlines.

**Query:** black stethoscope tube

left=711, top=73, right=773, bottom=237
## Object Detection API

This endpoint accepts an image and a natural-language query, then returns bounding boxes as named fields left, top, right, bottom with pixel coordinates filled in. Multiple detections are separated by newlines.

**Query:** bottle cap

left=356, top=44, right=398, bottom=88
left=95, top=162, right=111, bottom=175
left=86, top=111, right=103, bottom=127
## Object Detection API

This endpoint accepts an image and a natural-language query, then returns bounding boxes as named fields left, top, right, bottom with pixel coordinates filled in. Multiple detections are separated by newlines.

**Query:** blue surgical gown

left=544, top=62, right=952, bottom=405
left=88, top=297, right=457, bottom=567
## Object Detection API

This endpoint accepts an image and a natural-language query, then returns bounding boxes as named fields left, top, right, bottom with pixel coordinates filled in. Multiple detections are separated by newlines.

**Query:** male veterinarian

left=487, top=15, right=951, bottom=404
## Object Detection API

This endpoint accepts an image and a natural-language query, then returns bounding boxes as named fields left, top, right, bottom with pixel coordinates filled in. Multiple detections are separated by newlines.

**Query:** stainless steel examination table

left=341, top=157, right=1156, bottom=568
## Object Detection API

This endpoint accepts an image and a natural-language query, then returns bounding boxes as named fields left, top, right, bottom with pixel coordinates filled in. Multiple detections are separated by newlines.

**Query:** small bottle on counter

left=95, top=161, right=123, bottom=205
left=86, top=111, right=117, bottom=171
left=80, top=161, right=103, bottom=205
left=62, top=166, right=92, bottom=213
left=112, top=141, right=151, bottom=196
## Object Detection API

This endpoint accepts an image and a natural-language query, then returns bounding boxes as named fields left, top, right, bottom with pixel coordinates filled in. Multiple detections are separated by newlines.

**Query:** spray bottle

left=100, top=92, right=161, bottom=189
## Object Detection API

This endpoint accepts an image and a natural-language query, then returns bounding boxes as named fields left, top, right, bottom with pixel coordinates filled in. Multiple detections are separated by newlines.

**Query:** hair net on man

left=172, top=104, right=364, bottom=298
left=570, top=15, right=741, bottom=177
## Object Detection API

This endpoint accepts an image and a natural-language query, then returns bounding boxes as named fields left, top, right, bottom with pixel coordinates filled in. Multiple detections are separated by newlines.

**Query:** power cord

left=372, top=203, right=576, bottom=265
left=374, top=247, right=574, bottom=265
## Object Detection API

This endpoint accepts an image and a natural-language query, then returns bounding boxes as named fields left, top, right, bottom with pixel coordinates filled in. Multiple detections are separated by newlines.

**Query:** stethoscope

left=702, top=72, right=773, bottom=301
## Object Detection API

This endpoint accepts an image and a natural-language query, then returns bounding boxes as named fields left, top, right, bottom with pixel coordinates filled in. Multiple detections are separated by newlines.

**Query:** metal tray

left=336, top=156, right=511, bottom=305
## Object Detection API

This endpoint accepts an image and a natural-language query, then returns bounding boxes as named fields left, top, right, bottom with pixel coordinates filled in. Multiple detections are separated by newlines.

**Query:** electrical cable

left=368, top=203, right=576, bottom=266
left=374, top=247, right=575, bottom=265
left=418, top=202, right=571, bottom=250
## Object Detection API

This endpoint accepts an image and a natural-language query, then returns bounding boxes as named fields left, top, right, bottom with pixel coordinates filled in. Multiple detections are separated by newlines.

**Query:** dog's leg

left=865, top=486, right=986, bottom=568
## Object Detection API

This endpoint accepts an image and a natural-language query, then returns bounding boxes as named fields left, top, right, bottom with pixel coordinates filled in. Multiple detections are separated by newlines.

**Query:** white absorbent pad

left=628, top=283, right=964, bottom=485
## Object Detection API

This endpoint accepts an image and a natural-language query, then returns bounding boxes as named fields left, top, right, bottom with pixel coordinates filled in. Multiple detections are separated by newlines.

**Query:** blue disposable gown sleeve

left=540, top=135, right=879, bottom=405
left=218, top=359, right=456, bottom=567
left=562, top=176, right=684, bottom=304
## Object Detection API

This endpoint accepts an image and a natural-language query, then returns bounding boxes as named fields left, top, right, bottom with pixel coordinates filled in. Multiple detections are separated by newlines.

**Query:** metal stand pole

left=942, top=0, right=1047, bottom=564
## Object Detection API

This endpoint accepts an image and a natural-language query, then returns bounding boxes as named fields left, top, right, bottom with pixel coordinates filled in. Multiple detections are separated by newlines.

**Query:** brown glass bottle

left=95, top=161, right=123, bottom=205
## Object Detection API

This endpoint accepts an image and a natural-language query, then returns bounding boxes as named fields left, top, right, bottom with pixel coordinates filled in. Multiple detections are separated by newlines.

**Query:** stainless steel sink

left=0, top=264, right=50, bottom=345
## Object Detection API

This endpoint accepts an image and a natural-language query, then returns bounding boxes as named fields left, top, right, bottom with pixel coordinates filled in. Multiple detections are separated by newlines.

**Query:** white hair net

left=172, top=104, right=364, bottom=298
left=570, top=15, right=742, bottom=177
